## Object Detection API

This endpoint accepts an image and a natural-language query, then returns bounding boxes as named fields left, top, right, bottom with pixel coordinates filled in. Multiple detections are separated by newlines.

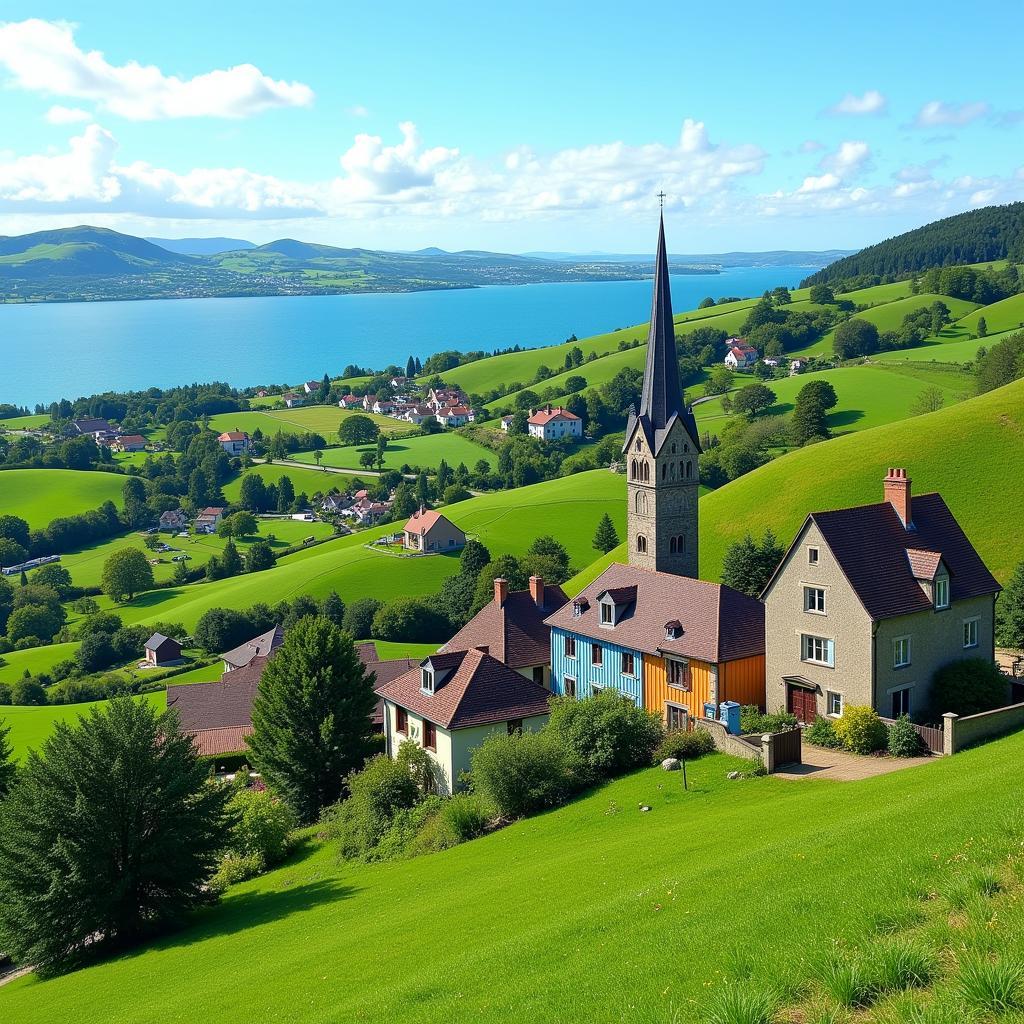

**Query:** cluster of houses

left=157, top=506, right=226, bottom=534
left=338, top=385, right=475, bottom=429
left=723, top=339, right=813, bottom=376
left=71, top=417, right=148, bottom=453
left=320, top=488, right=394, bottom=526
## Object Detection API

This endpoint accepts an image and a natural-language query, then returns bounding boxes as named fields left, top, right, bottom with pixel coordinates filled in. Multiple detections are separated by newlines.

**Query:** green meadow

left=0, top=469, right=124, bottom=530
left=0, top=642, right=79, bottom=685
left=291, top=431, right=498, bottom=472
left=206, top=407, right=409, bottom=444
left=956, top=291, right=1024, bottom=334
left=0, top=413, right=50, bottom=429
left=220, top=463, right=362, bottom=502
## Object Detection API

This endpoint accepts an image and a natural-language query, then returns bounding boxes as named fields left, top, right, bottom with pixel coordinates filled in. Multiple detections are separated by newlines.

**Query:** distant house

left=303, top=380, right=322, bottom=394
left=321, top=493, right=354, bottom=515
left=362, top=394, right=378, bottom=411
left=403, top=405, right=434, bottom=425
left=339, top=394, right=362, bottom=409
left=159, top=508, right=188, bottom=532
left=436, top=405, right=473, bottom=428
left=222, top=625, right=285, bottom=674
left=763, top=358, right=781, bottom=368
left=255, top=389, right=270, bottom=398
left=351, top=499, right=392, bottom=525
left=724, top=339, right=758, bottom=369
left=441, top=575, right=568, bottom=687
left=373, top=399, right=397, bottom=415
left=427, top=387, right=467, bottom=411
left=144, top=632, right=182, bottom=667
left=528, top=405, right=582, bottom=441
left=71, top=417, right=113, bottom=436
left=376, top=649, right=552, bottom=795
left=403, top=508, right=466, bottom=553
left=282, top=392, right=305, bottom=408
left=112, top=434, right=147, bottom=452
left=500, top=414, right=516, bottom=432
left=390, top=376, right=409, bottom=388
left=194, top=506, right=226, bottom=533
left=789, top=358, right=809, bottom=375
left=216, top=431, right=250, bottom=456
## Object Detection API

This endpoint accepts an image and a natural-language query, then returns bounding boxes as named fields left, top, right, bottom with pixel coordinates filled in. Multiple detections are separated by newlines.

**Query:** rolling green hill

left=205, top=408, right=409, bottom=442
left=290, top=432, right=498, bottom=473
left=0, top=469, right=125, bottom=530
left=955, top=291, right=1024, bottom=334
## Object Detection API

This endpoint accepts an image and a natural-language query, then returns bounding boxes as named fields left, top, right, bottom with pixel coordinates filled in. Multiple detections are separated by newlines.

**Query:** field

left=871, top=325, right=1022, bottom=364
left=0, top=469, right=125, bottom=530
left=221, top=463, right=362, bottom=502
left=956, top=291, right=1024, bottom=335
left=290, top=432, right=499, bottom=473
left=0, top=642, right=79, bottom=685
left=0, top=413, right=49, bottom=429
left=206, top=407, right=410, bottom=443
left=6, top=727, right=1024, bottom=1022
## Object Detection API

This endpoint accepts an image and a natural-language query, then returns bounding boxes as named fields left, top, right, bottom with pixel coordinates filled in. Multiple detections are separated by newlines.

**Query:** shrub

left=820, top=954, right=876, bottom=1008
left=546, top=690, right=663, bottom=785
left=470, top=730, right=571, bottom=819
left=210, top=851, right=264, bottom=892
left=931, top=658, right=1008, bottom=717
left=887, top=716, right=926, bottom=758
left=226, top=788, right=297, bottom=868
left=412, top=793, right=491, bottom=854
left=654, top=728, right=715, bottom=762
left=740, top=705, right=798, bottom=735
left=956, top=954, right=1024, bottom=1013
left=805, top=717, right=842, bottom=749
left=834, top=705, right=888, bottom=755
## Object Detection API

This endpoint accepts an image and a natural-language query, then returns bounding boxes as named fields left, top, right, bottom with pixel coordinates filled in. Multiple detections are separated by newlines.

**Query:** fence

left=942, top=703, right=1024, bottom=754
left=880, top=717, right=945, bottom=755
left=695, top=718, right=802, bottom=774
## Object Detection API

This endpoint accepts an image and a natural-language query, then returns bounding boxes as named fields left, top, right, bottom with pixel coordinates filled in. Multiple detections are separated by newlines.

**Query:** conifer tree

left=247, top=616, right=378, bottom=822
left=0, top=718, right=15, bottom=799
left=592, top=513, right=620, bottom=554
left=997, top=560, right=1024, bottom=649
left=220, top=538, right=243, bottom=577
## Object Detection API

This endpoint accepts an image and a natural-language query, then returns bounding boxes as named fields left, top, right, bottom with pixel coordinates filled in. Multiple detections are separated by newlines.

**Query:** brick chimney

left=529, top=575, right=545, bottom=608
left=494, top=577, right=508, bottom=607
left=884, top=467, right=912, bottom=528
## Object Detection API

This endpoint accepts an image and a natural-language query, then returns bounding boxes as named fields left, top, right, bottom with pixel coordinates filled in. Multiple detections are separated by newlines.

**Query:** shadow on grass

left=828, top=408, right=866, bottom=428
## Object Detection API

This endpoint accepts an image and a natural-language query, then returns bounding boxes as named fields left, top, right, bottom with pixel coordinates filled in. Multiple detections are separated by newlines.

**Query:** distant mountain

left=803, top=203, right=1024, bottom=286
left=253, top=238, right=365, bottom=259
left=522, top=249, right=856, bottom=268
left=146, top=236, right=255, bottom=255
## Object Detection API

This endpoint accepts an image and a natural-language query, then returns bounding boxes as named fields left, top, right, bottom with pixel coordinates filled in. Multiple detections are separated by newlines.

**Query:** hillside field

left=206, top=407, right=409, bottom=443
left=956, top=291, right=1024, bottom=334
left=291, top=431, right=498, bottom=472
left=0, top=413, right=50, bottom=429
left=0, top=469, right=125, bottom=530
left=221, top=463, right=363, bottom=502
left=0, top=642, right=79, bottom=685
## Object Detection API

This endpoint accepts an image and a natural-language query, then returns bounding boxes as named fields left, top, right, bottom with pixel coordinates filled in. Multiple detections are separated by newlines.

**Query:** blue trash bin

left=719, top=701, right=741, bottom=735
left=703, top=701, right=716, bottom=722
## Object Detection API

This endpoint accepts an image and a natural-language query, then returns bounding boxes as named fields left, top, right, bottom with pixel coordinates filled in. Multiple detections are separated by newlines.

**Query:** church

left=544, top=214, right=767, bottom=726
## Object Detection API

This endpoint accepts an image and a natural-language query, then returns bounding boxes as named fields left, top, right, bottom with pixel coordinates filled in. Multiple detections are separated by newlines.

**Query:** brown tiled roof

left=804, top=493, right=1000, bottom=620
left=166, top=663, right=265, bottom=732
left=545, top=563, right=765, bottom=663
left=222, top=625, right=284, bottom=670
left=906, top=548, right=943, bottom=581
left=375, top=649, right=551, bottom=729
left=440, top=585, right=568, bottom=669
left=217, top=431, right=248, bottom=441
left=190, top=727, right=253, bottom=757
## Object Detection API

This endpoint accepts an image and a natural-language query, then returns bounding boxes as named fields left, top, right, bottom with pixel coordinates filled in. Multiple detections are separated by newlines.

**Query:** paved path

left=773, top=744, right=935, bottom=781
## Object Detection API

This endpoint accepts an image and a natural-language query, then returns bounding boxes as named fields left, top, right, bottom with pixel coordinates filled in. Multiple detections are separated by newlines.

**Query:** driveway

left=773, top=743, right=934, bottom=781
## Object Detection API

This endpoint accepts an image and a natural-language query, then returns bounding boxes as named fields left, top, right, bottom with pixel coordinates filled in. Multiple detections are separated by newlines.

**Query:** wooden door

left=787, top=685, right=817, bottom=724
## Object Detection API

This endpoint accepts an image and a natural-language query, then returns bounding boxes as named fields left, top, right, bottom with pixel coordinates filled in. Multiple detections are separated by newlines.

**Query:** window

left=507, top=719, right=523, bottom=736
left=666, top=704, right=688, bottom=730
left=621, top=651, right=635, bottom=676
left=564, top=676, right=577, bottom=698
left=600, top=602, right=613, bottom=625
left=935, top=576, right=950, bottom=610
left=963, top=618, right=979, bottom=649
left=891, top=686, right=911, bottom=718
left=827, top=691, right=843, bottom=717
left=804, top=586, right=826, bottom=614
left=592, top=644, right=603, bottom=667
left=636, top=534, right=647, bottom=554
left=801, top=634, right=834, bottom=667
left=591, top=684, right=604, bottom=697
left=808, top=547, right=819, bottom=566
left=423, top=720, right=436, bottom=752
left=666, top=658, right=690, bottom=690
left=532, top=665, right=545, bottom=686
left=893, top=636, right=911, bottom=669
left=670, top=535, right=686, bottom=555
left=420, top=667, right=435, bottom=693
left=564, top=635, right=576, bottom=658
left=396, top=707, right=408, bottom=734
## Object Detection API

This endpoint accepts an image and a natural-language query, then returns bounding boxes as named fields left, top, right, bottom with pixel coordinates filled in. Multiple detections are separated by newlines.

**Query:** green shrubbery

left=931, top=657, right=1009, bottom=717
left=739, top=705, right=798, bottom=735
left=470, top=730, right=571, bottom=819
left=654, top=728, right=715, bottom=762
left=834, top=705, right=888, bottom=754
left=887, top=715, right=926, bottom=758
left=804, top=716, right=842, bottom=749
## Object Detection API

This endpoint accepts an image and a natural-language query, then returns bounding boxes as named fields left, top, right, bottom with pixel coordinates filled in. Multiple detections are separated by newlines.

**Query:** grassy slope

left=698, top=377, right=1024, bottom=582
left=956, top=291, right=1024, bottom=334
left=0, top=642, right=79, bottom=685
left=0, top=413, right=50, bottom=429
left=221, top=463, right=362, bottom=502
left=206, top=408, right=408, bottom=444
left=290, top=432, right=498, bottom=472
left=871, top=325, right=1021, bottom=364
left=6, top=732, right=1024, bottom=1022
left=0, top=470, right=124, bottom=530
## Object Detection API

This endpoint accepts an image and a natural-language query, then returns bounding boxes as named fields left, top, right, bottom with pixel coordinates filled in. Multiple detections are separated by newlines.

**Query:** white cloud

left=821, top=140, right=871, bottom=176
left=0, top=19, right=313, bottom=120
left=826, top=90, right=887, bottom=116
left=912, top=100, right=990, bottom=128
left=797, top=173, right=840, bottom=194
left=0, top=123, right=120, bottom=203
left=45, top=104, right=92, bottom=124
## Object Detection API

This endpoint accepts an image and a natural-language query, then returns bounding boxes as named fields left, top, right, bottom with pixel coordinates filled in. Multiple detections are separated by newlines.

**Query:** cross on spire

left=657, top=190, right=666, bottom=208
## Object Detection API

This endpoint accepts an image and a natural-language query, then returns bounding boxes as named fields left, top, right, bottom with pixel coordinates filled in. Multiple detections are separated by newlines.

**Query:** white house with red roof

left=194, top=506, right=226, bottom=533
left=112, top=434, right=147, bottom=452
left=303, top=380, right=322, bottom=394
left=403, top=507, right=466, bottom=552
left=216, top=430, right=250, bottom=456
left=527, top=405, right=582, bottom=441
left=724, top=338, right=758, bottom=369
left=338, top=394, right=361, bottom=409
left=436, top=405, right=474, bottom=428
left=282, top=392, right=304, bottom=408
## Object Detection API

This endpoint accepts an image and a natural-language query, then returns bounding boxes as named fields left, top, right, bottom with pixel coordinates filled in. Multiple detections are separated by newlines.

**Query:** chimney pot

left=529, top=575, right=545, bottom=608
left=494, top=577, right=508, bottom=607
left=884, top=466, right=913, bottom=528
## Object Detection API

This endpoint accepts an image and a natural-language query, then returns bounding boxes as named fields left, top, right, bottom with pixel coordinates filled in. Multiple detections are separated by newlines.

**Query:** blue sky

left=0, top=1, right=1022, bottom=252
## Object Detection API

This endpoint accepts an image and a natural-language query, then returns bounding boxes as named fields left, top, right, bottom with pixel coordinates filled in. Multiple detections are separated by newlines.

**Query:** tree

left=833, top=318, right=879, bottom=360
left=371, top=598, right=449, bottom=643
left=339, top=415, right=380, bottom=446
left=797, top=379, right=838, bottom=411
left=731, top=383, right=776, bottom=419
left=29, top=564, right=73, bottom=599
left=977, top=316, right=988, bottom=338
left=808, top=284, right=834, bottom=304
left=704, top=366, right=734, bottom=397
left=0, top=718, right=15, bottom=798
left=375, top=435, right=387, bottom=471
left=564, top=375, right=587, bottom=394
left=359, top=450, right=377, bottom=471
left=469, top=555, right=528, bottom=616
left=997, top=560, right=1024, bottom=649
left=525, top=535, right=570, bottom=583
left=698, top=296, right=715, bottom=309
left=341, top=597, right=382, bottom=640
left=276, top=475, right=295, bottom=512
left=791, top=381, right=833, bottom=445
left=6, top=603, right=63, bottom=644
left=909, top=385, right=945, bottom=416
left=720, top=530, right=785, bottom=597
left=0, top=698, right=228, bottom=974
left=247, top=617, right=378, bottom=823
left=239, top=473, right=268, bottom=513
left=220, top=539, right=243, bottom=578
left=320, top=591, right=346, bottom=626
left=228, top=510, right=258, bottom=538
left=101, top=547, right=154, bottom=602
left=975, top=334, right=1024, bottom=394
left=313, top=449, right=323, bottom=469
left=0, top=515, right=30, bottom=551
left=245, top=541, right=276, bottom=573
left=931, top=658, right=1009, bottom=717
left=593, top=513, right=620, bottom=554
left=0, top=538, right=28, bottom=570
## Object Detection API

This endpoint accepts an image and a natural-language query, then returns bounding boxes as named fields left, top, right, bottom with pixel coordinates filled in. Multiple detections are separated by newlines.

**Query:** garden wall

left=695, top=718, right=801, bottom=773
left=944, top=702, right=1024, bottom=754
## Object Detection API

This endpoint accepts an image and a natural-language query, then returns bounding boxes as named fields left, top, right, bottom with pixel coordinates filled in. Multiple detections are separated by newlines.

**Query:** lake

left=0, top=266, right=809, bottom=406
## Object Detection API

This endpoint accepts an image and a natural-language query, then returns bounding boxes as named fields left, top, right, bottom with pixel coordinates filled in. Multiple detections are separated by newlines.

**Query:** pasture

left=291, top=432, right=498, bottom=473
left=221, top=463, right=363, bottom=502
left=0, top=469, right=124, bottom=530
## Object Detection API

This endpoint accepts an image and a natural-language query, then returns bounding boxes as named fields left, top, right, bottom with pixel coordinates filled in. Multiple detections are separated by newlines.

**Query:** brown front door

left=787, top=684, right=818, bottom=724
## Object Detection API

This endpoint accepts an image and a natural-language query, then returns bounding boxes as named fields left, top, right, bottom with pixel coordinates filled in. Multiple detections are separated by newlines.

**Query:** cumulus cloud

left=912, top=100, right=990, bottom=128
left=0, top=19, right=313, bottom=120
left=797, top=173, right=840, bottom=194
left=820, top=140, right=871, bottom=176
left=826, top=90, right=887, bottom=116
left=45, top=104, right=92, bottom=124
left=0, top=123, right=120, bottom=203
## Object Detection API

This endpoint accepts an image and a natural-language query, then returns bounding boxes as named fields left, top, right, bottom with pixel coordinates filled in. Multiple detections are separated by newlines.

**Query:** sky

left=0, top=1, right=1022, bottom=254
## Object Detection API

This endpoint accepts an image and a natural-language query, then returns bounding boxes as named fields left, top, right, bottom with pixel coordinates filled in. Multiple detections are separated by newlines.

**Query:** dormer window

left=600, top=601, right=614, bottom=626
left=664, top=619, right=683, bottom=641
left=421, top=667, right=435, bottom=694
left=934, top=576, right=950, bottom=610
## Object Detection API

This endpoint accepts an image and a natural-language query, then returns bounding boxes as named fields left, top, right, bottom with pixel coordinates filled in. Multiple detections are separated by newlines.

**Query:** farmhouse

left=427, top=387, right=467, bottom=410
left=112, top=434, right=147, bottom=452
left=283, top=392, right=305, bottom=407
left=372, top=399, right=397, bottom=415
left=339, top=394, right=361, bottom=409
left=216, top=431, right=250, bottom=455
left=320, top=493, right=354, bottom=515
left=71, top=417, right=114, bottom=436
left=790, top=358, right=809, bottom=375
left=403, top=507, right=466, bottom=552
left=441, top=575, right=568, bottom=687
left=159, top=508, right=188, bottom=531
left=376, top=648, right=552, bottom=795
left=351, top=498, right=392, bottom=525
left=527, top=405, right=582, bottom=441
left=724, top=338, right=758, bottom=369
left=143, top=632, right=182, bottom=667
left=403, top=405, right=434, bottom=425
left=303, top=380, right=322, bottom=394
left=762, top=467, right=1001, bottom=723
left=194, top=507, right=225, bottom=533
left=222, top=624, right=284, bottom=673
left=500, top=414, right=515, bottom=432
left=436, top=405, right=474, bottom=428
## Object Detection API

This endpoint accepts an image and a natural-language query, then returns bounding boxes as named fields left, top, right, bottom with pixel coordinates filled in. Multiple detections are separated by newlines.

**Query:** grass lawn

left=7, top=730, right=1024, bottom=1022
left=0, top=413, right=50, bottom=429
left=291, top=432, right=498, bottom=473
left=206, top=408, right=409, bottom=445
left=0, top=469, right=125, bottom=530
left=222, top=464, right=363, bottom=503
left=871, top=325, right=1021, bottom=364
left=955, top=291, right=1024, bottom=335
left=0, top=642, right=79, bottom=685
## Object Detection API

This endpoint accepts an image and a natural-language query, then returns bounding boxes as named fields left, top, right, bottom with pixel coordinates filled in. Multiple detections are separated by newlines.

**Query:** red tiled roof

left=403, top=508, right=456, bottom=534
left=528, top=405, right=580, bottom=426
left=441, top=584, right=568, bottom=669
left=189, top=727, right=253, bottom=757
left=217, top=431, right=248, bottom=441
left=376, top=648, right=551, bottom=729
left=117, top=434, right=146, bottom=444
left=546, top=563, right=765, bottom=663
left=906, top=548, right=943, bottom=581
left=199, top=506, right=225, bottom=517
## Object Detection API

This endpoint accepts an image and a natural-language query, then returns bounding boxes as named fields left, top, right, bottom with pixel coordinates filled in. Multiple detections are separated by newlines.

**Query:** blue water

left=0, top=266, right=809, bottom=406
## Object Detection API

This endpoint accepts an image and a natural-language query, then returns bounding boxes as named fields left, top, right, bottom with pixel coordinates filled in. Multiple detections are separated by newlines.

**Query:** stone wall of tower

left=625, top=420, right=699, bottom=578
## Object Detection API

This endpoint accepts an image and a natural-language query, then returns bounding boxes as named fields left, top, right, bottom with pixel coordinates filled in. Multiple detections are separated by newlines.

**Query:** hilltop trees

left=975, top=333, right=1024, bottom=394
left=101, top=547, right=154, bottom=602
left=721, top=530, right=785, bottom=597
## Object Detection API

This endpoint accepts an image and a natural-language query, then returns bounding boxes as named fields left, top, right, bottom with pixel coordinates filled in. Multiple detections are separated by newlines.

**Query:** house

left=320, top=493, right=354, bottom=515
left=527, top=405, right=582, bottom=441
left=113, top=434, right=147, bottom=452
left=427, top=387, right=467, bottom=411
left=436, top=405, right=473, bottom=428
left=283, top=392, right=304, bottom=408
left=222, top=624, right=284, bottom=673
left=351, top=498, right=391, bottom=525
left=403, top=405, right=435, bottom=425
left=303, top=380, right=322, bottom=394
left=255, top=389, right=269, bottom=398
left=441, top=575, right=568, bottom=687
left=144, top=632, right=182, bottom=667
left=500, top=414, right=516, bottom=432
left=546, top=564, right=765, bottom=728
left=71, top=417, right=113, bottom=436
left=724, top=339, right=758, bottom=369
left=194, top=507, right=226, bottom=533
left=789, top=358, right=809, bottom=375
left=216, top=431, right=250, bottom=456
left=403, top=507, right=466, bottom=553
left=376, top=649, right=552, bottom=795
left=762, top=467, right=1001, bottom=724
left=390, top=376, right=409, bottom=388
left=763, top=358, right=781, bottom=368
left=362, top=394, right=378, bottom=411
left=373, top=399, right=397, bottom=415
left=339, top=394, right=362, bottom=409
left=159, top=508, right=188, bottom=532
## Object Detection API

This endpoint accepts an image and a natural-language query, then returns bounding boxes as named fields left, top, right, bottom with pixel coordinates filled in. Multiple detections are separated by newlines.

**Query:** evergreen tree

left=997, top=559, right=1024, bottom=649
left=415, top=470, right=431, bottom=506
left=220, top=539, right=243, bottom=577
left=320, top=591, right=346, bottom=626
left=405, top=355, right=416, bottom=378
left=592, top=513, right=620, bottom=553
left=721, top=530, right=784, bottom=597
left=341, top=597, right=382, bottom=639
left=414, top=356, right=422, bottom=374
left=0, top=698, right=227, bottom=974
left=977, top=316, right=988, bottom=338
left=247, top=617, right=378, bottom=822
left=525, top=535, right=571, bottom=583
left=244, top=541, right=276, bottom=573
left=0, top=718, right=15, bottom=799
left=276, top=475, right=295, bottom=512
left=240, top=473, right=268, bottom=512
left=436, top=458, right=453, bottom=493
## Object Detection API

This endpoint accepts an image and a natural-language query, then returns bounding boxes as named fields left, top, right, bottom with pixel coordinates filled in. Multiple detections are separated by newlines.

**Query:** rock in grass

left=727, top=771, right=741, bottom=780
left=661, top=757, right=680, bottom=771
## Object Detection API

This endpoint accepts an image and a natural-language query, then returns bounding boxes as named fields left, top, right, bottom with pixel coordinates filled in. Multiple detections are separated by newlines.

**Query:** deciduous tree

left=101, top=547, right=154, bottom=602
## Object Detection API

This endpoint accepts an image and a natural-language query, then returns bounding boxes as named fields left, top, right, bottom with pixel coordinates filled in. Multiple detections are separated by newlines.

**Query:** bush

left=654, top=728, right=714, bottom=762
left=546, top=690, right=663, bottom=785
left=956, top=954, right=1024, bottom=1013
left=226, top=788, right=297, bottom=868
left=931, top=657, right=1008, bottom=717
left=870, top=937, right=937, bottom=992
left=210, top=851, right=265, bottom=892
left=739, top=705, right=798, bottom=735
left=470, top=730, right=571, bottom=819
left=887, top=715, right=926, bottom=758
left=805, top=716, right=842, bottom=749
left=704, top=983, right=778, bottom=1024
left=411, top=793, right=491, bottom=855
left=834, top=705, right=888, bottom=754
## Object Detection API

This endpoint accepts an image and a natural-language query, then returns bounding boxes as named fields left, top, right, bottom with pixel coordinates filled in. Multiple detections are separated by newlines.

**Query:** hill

left=145, top=237, right=255, bottom=255
left=5, top=724, right=1024, bottom=1021
left=0, top=469, right=125, bottom=530
left=803, top=202, right=1024, bottom=286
